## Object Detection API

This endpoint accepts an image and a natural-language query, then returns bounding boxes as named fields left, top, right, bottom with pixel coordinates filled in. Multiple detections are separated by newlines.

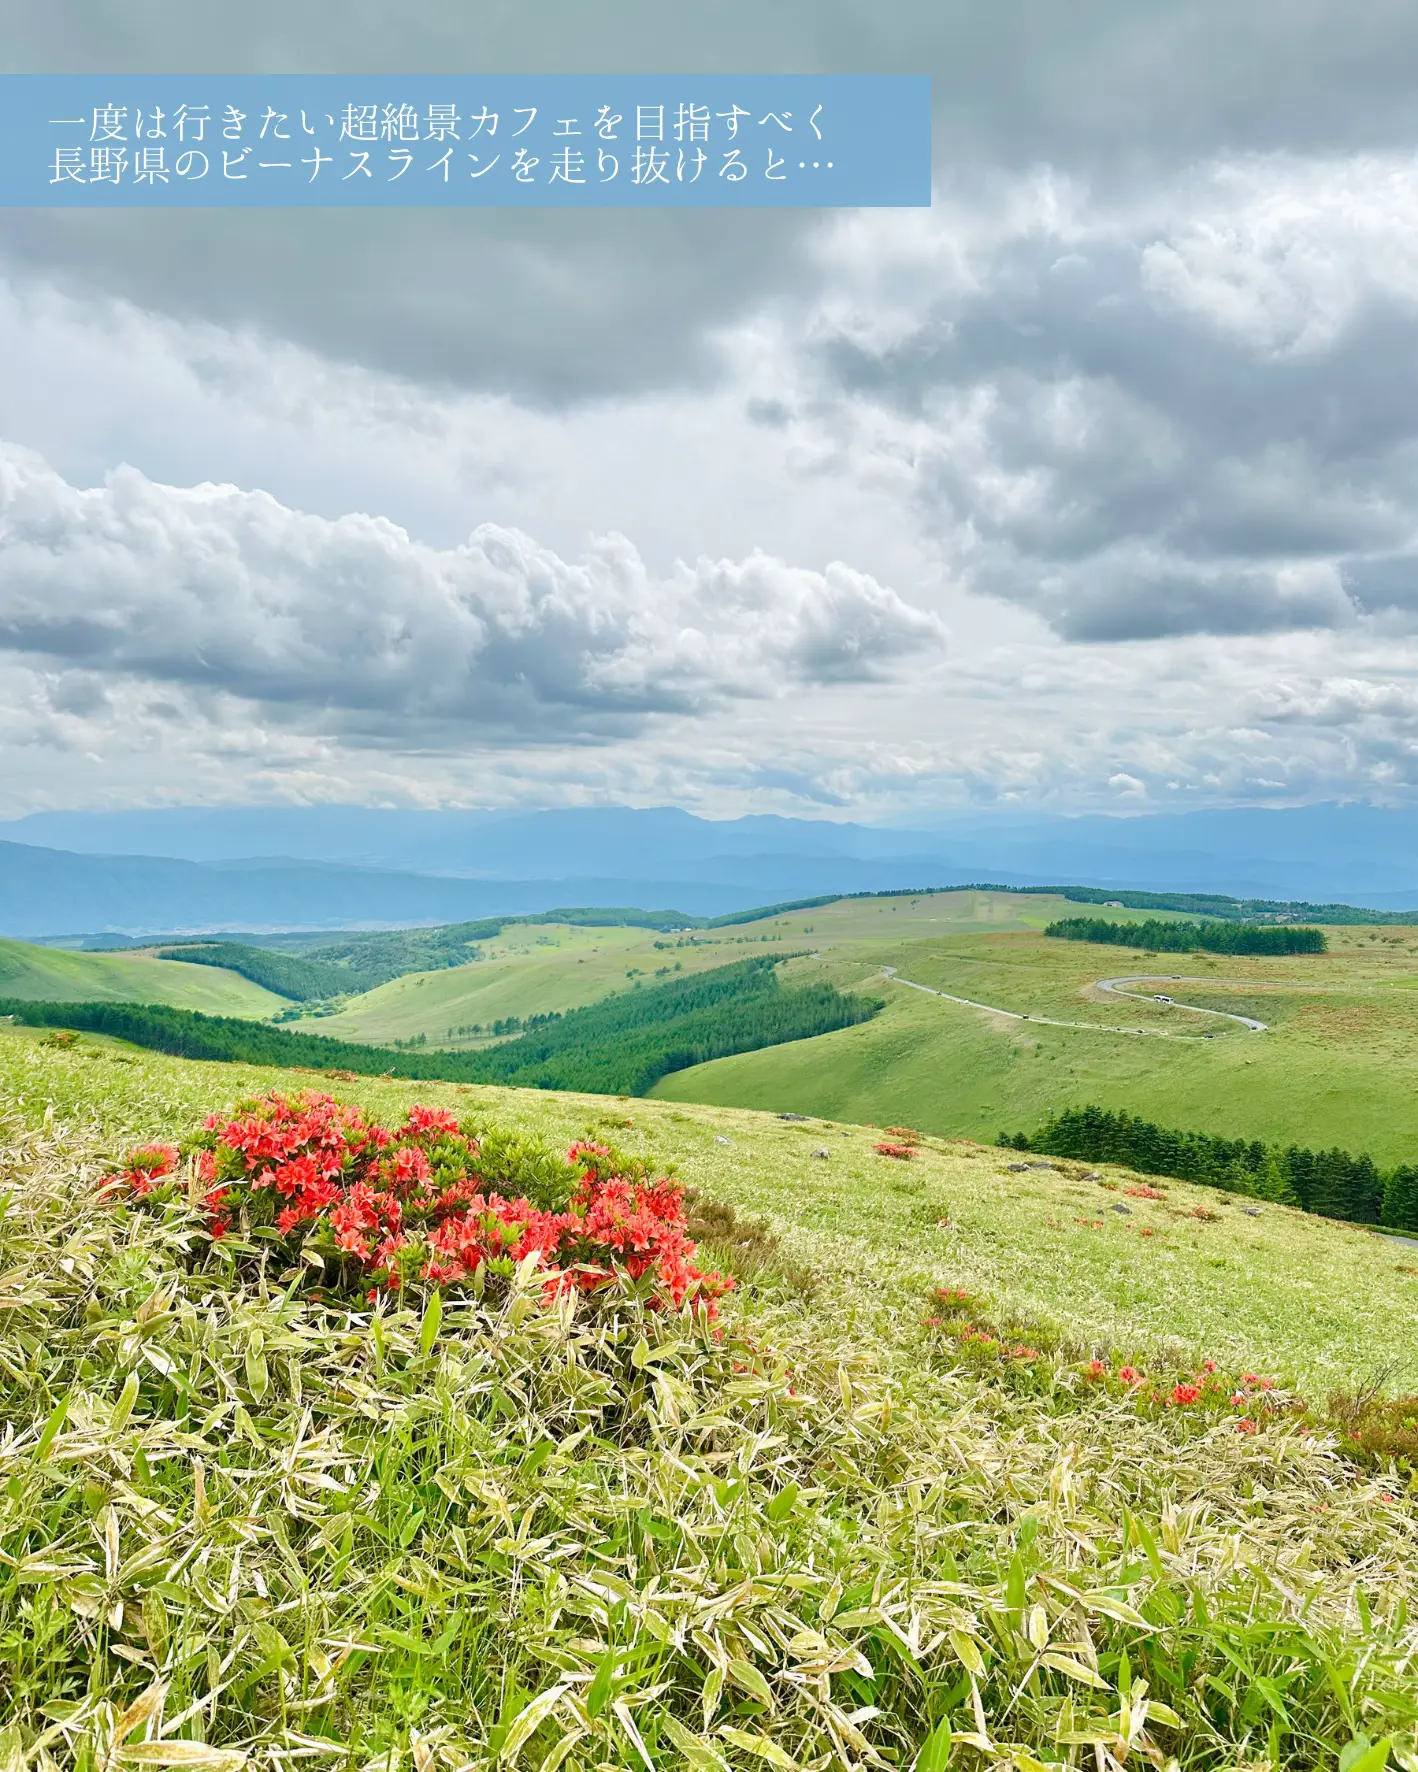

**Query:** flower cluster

left=1084, top=1353, right=1285, bottom=1427
left=873, top=1142, right=916, bottom=1161
left=924, top=1284, right=1291, bottom=1430
left=101, top=1093, right=730, bottom=1314
left=97, top=1143, right=180, bottom=1198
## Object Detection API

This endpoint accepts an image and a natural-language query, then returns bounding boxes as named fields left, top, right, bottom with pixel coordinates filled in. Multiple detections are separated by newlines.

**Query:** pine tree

left=1219, top=1156, right=1260, bottom=1196
left=1306, top=1149, right=1345, bottom=1220
left=1254, top=1149, right=1301, bottom=1207
left=1285, top=1145, right=1317, bottom=1212
left=1382, top=1166, right=1418, bottom=1234
left=1347, top=1154, right=1384, bottom=1226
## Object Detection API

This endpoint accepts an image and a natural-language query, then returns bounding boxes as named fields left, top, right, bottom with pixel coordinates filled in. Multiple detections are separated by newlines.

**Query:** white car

left=1154, top=994, right=1173, bottom=1003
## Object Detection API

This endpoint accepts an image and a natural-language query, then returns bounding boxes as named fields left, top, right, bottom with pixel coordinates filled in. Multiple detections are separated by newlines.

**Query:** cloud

left=10, top=0, right=1418, bottom=405
left=794, top=157, right=1418, bottom=642
left=0, top=443, right=944, bottom=743
left=8, top=5, right=1418, bottom=816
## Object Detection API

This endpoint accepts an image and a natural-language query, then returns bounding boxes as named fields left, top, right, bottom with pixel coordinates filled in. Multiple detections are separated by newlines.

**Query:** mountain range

left=0, top=803, right=1415, bottom=938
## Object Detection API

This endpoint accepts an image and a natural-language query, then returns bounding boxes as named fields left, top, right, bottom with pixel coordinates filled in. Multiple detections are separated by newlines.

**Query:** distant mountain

left=0, top=840, right=785, bottom=938
left=2, top=802, right=1416, bottom=908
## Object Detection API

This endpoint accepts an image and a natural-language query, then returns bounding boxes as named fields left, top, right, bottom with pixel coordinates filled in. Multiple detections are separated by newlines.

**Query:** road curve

left=1094, top=975, right=1268, bottom=1031
left=877, top=967, right=1267, bottom=1038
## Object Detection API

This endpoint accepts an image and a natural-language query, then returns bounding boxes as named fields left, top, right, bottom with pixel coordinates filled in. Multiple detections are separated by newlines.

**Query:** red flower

left=109, top=1094, right=730, bottom=1323
left=1118, top=1365, right=1143, bottom=1385
left=1085, top=1359, right=1106, bottom=1379
left=1171, top=1383, right=1202, bottom=1406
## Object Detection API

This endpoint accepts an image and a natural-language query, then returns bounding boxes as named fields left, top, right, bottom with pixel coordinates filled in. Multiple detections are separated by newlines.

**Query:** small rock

left=1006, top=1163, right=1030, bottom=1172
left=1028, top=1161, right=1056, bottom=1171
left=1244, top=1207, right=1263, bottom=1217
left=777, top=1112, right=810, bottom=1122
left=714, top=1135, right=732, bottom=1145
left=1084, top=1172, right=1103, bottom=1180
left=1111, top=1202, right=1132, bottom=1215
left=810, top=1147, right=830, bottom=1159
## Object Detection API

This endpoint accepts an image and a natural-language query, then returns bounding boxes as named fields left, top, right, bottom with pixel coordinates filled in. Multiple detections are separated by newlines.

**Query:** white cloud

left=1140, top=155, right=1418, bottom=356
left=0, top=443, right=945, bottom=742
left=8, top=146, right=1418, bottom=817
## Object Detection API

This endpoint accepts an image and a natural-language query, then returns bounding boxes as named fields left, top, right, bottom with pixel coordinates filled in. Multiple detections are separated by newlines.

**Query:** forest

left=1045, top=917, right=1328, bottom=954
left=1003, top=1103, right=1418, bottom=1230
left=0, top=954, right=880, bottom=1097
left=156, top=941, right=357, bottom=1001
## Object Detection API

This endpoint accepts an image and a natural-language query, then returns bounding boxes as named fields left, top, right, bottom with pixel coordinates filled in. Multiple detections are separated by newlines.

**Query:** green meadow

left=9, top=890, right=1418, bottom=1159
left=2, top=1024, right=1417, bottom=1766
left=302, top=891, right=1090, bottom=1046
left=652, top=922, right=1418, bottom=1161
left=0, top=936, right=284, bottom=1017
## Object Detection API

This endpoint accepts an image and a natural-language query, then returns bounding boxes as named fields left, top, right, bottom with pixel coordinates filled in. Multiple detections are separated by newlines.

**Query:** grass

left=3, top=1030, right=1418, bottom=1767
left=0, top=939, right=284, bottom=1017
left=13, top=888, right=1418, bottom=1165
left=294, top=894, right=1192, bottom=1049
left=308, top=924, right=712, bottom=1046
left=654, top=925, right=1418, bottom=1163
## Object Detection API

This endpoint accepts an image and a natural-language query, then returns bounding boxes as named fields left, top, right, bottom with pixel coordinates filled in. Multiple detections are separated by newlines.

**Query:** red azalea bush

left=100, top=1090, right=731, bottom=1314
left=874, top=1142, right=916, bottom=1160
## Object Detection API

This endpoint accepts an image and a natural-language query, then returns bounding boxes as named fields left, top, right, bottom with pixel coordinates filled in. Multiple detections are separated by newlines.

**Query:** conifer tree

left=1254, top=1149, right=1301, bottom=1207
left=1219, top=1155, right=1260, bottom=1196
left=1382, top=1166, right=1418, bottom=1234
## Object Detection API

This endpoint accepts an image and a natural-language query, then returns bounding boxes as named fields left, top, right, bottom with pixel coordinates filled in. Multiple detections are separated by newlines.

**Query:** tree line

left=157, top=942, right=356, bottom=1002
left=1045, top=917, right=1328, bottom=955
left=0, top=955, right=880, bottom=1099
left=1001, top=1104, right=1418, bottom=1231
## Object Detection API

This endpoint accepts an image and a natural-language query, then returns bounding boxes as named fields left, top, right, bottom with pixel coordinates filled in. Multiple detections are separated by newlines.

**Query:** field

left=2, top=1024, right=1417, bottom=1767
left=12, top=890, right=1418, bottom=1164
left=294, top=892, right=1182, bottom=1047
left=0, top=937, right=284, bottom=1017
left=655, top=923, right=1418, bottom=1163
left=7, top=1020, right=1414, bottom=1392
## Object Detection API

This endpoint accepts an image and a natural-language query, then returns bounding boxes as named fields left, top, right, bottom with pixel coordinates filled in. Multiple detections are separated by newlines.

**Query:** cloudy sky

left=5, top=0, right=1418, bottom=823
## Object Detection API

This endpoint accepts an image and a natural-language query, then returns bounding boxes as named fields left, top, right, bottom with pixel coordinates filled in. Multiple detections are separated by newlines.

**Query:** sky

left=4, top=1, right=1418, bottom=824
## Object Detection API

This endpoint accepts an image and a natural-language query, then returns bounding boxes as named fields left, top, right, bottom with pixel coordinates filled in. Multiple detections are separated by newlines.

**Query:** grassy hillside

left=310, top=891, right=1188, bottom=1047
left=0, top=956, right=880, bottom=1099
left=2, top=1027, right=1418, bottom=1765
left=310, top=922, right=702, bottom=1044
left=2, top=1021, right=1413, bottom=1397
left=0, top=936, right=284, bottom=1016
left=655, top=925, right=1418, bottom=1163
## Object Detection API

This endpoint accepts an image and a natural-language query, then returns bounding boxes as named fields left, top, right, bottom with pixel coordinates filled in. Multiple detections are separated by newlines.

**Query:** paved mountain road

left=878, top=967, right=1268, bottom=1038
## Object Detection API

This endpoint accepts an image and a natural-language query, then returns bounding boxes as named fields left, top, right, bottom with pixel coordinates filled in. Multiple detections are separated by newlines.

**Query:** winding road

left=878, top=967, right=1269, bottom=1039
left=1094, top=975, right=1268, bottom=1031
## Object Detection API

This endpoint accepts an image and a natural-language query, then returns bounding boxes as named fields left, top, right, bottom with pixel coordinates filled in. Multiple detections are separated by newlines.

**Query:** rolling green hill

left=14, top=887, right=1418, bottom=1172
left=2, top=1020, right=1413, bottom=1396
left=308, top=889, right=1188, bottom=1047
left=0, top=955, right=880, bottom=1098
left=0, top=936, right=285, bottom=1016
left=654, top=922, right=1418, bottom=1164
